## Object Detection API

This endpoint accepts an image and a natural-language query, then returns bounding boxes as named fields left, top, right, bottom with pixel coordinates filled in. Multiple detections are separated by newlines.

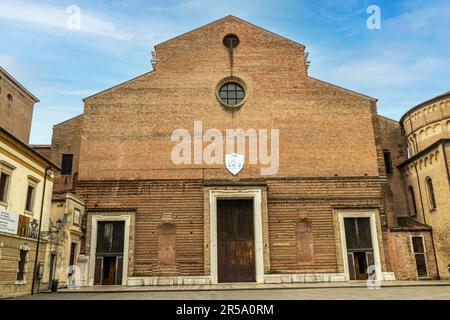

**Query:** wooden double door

left=217, top=199, right=256, bottom=283
left=94, top=221, right=125, bottom=285
left=344, top=218, right=374, bottom=280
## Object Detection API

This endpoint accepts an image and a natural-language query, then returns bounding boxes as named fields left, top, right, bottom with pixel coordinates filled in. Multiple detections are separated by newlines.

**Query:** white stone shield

left=225, top=153, right=244, bottom=175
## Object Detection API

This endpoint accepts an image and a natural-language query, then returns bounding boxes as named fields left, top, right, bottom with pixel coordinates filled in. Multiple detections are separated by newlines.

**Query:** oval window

left=223, top=34, right=239, bottom=49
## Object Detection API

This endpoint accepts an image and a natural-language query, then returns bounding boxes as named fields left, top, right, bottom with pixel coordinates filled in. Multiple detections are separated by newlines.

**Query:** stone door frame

left=207, top=189, right=266, bottom=284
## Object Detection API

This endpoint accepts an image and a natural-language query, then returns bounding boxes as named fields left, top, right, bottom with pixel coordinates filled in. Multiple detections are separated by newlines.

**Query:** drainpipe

left=31, top=167, right=50, bottom=295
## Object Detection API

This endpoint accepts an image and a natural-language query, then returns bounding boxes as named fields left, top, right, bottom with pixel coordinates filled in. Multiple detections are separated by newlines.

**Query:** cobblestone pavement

left=12, top=285, right=450, bottom=300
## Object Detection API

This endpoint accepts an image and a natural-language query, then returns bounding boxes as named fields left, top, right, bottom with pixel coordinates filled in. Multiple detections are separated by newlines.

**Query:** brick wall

left=0, top=72, right=35, bottom=144
left=78, top=180, right=205, bottom=277
left=267, top=177, right=390, bottom=273
left=48, top=115, right=83, bottom=193
left=77, top=177, right=393, bottom=277
left=377, top=115, right=409, bottom=217
left=79, top=16, right=380, bottom=181
left=388, top=230, right=438, bottom=280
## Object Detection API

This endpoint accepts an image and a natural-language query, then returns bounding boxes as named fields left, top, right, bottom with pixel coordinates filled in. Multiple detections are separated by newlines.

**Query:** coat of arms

left=225, top=153, right=244, bottom=175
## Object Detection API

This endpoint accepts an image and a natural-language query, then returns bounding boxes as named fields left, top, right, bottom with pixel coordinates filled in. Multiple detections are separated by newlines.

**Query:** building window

left=0, top=161, right=15, bottom=204
left=218, top=82, right=245, bottom=106
left=73, top=208, right=81, bottom=226
left=25, top=185, right=36, bottom=213
left=407, top=186, right=417, bottom=217
left=0, top=172, right=10, bottom=203
left=16, top=249, right=28, bottom=282
left=223, top=34, right=240, bottom=48
left=383, top=150, right=393, bottom=175
left=61, top=154, right=74, bottom=176
left=411, top=236, right=428, bottom=278
left=7, top=93, right=13, bottom=105
left=426, top=177, right=437, bottom=211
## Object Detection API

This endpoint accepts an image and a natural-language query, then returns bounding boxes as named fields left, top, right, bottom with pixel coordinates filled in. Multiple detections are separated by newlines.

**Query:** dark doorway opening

left=102, top=256, right=117, bottom=285
left=94, top=221, right=125, bottom=285
left=353, top=252, right=368, bottom=280
left=68, top=242, right=77, bottom=278
left=217, top=199, right=255, bottom=283
left=344, top=217, right=375, bottom=280
left=48, top=253, right=57, bottom=290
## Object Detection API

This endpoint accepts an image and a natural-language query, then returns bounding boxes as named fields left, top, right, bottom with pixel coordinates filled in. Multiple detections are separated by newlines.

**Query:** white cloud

left=0, top=1, right=134, bottom=40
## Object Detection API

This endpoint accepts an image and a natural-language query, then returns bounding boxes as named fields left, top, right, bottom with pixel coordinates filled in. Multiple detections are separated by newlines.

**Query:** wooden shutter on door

left=116, top=257, right=123, bottom=285
left=94, top=257, right=103, bottom=285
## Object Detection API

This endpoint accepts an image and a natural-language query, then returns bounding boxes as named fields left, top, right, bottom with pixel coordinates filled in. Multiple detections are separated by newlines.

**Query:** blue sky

left=0, top=0, right=449, bottom=144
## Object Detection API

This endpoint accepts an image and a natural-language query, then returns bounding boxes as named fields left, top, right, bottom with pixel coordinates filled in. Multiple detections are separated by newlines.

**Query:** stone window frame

left=215, top=76, right=248, bottom=109
left=0, top=160, right=16, bottom=207
left=73, top=208, right=81, bottom=226
left=15, top=244, right=30, bottom=285
left=410, top=235, right=429, bottom=278
left=24, top=176, right=40, bottom=215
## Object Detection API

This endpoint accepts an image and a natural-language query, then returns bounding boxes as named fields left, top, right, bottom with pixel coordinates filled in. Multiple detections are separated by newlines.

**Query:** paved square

left=11, top=285, right=450, bottom=300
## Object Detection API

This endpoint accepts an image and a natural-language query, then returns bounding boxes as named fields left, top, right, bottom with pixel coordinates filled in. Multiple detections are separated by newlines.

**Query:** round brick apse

left=401, top=92, right=450, bottom=156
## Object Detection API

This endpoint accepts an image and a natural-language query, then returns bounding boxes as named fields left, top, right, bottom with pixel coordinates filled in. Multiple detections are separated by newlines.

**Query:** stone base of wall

left=127, top=276, right=211, bottom=286
left=382, top=272, right=397, bottom=281
left=124, top=272, right=396, bottom=286
left=264, top=272, right=395, bottom=283
left=264, top=273, right=346, bottom=283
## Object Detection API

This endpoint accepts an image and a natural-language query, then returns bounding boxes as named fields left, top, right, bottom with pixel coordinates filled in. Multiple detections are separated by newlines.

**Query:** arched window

left=7, top=93, right=13, bottom=105
left=426, top=177, right=437, bottom=211
left=407, top=186, right=417, bottom=217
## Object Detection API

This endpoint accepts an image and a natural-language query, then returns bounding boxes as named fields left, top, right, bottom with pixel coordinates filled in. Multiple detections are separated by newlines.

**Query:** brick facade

left=0, top=67, right=38, bottom=144
left=42, top=16, right=449, bottom=284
